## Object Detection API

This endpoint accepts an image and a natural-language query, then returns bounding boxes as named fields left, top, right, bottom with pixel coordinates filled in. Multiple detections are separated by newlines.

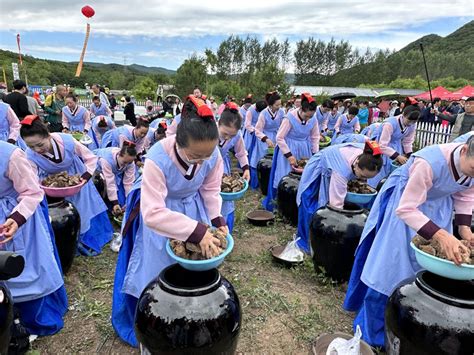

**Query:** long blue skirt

left=343, top=216, right=388, bottom=348
left=111, top=189, right=141, bottom=348
left=15, top=199, right=68, bottom=336
left=226, top=211, right=235, bottom=234
left=296, top=177, right=321, bottom=254
left=79, top=210, right=113, bottom=255
left=250, top=167, right=259, bottom=190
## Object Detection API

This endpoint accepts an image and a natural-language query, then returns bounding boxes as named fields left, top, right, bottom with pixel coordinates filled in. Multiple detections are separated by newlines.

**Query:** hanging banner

left=17, top=34, right=23, bottom=65
left=12, top=63, right=20, bottom=80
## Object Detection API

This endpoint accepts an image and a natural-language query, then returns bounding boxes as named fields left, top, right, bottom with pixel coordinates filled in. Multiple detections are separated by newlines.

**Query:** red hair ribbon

left=123, top=140, right=136, bottom=148
left=99, top=115, right=106, bottom=121
left=226, top=102, right=239, bottom=111
left=159, top=121, right=167, bottom=129
left=187, top=96, right=215, bottom=119
left=201, top=94, right=207, bottom=100
left=365, top=140, right=382, bottom=156
left=301, top=92, right=315, bottom=104
left=20, top=115, right=39, bottom=126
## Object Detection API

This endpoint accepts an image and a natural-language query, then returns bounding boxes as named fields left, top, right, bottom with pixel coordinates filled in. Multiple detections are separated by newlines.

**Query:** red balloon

left=81, top=5, right=95, bottom=18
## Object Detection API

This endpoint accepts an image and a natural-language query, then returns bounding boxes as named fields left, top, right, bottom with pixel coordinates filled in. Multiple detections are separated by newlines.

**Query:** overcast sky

left=0, top=0, right=473, bottom=71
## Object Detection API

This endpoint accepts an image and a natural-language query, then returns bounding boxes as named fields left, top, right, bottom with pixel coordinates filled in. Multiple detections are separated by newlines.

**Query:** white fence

left=415, top=122, right=453, bottom=150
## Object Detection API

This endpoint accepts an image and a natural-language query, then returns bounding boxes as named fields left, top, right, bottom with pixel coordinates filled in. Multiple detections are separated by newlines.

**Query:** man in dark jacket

left=4, top=80, right=31, bottom=119
left=123, top=96, right=136, bottom=126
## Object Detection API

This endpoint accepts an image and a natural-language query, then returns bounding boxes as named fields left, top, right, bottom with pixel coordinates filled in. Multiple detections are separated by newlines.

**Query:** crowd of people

left=0, top=80, right=472, bottom=351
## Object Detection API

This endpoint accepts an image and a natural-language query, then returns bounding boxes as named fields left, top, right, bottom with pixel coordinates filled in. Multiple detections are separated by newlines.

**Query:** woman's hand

left=0, top=218, right=19, bottom=242
left=62, top=128, right=70, bottom=133
left=266, top=139, right=274, bottom=148
left=199, top=231, right=221, bottom=259
left=112, top=204, right=123, bottom=216
left=218, top=225, right=229, bottom=236
left=458, top=225, right=474, bottom=247
left=242, top=169, right=250, bottom=182
left=288, top=156, right=297, bottom=167
left=396, top=155, right=408, bottom=165
left=432, top=229, right=470, bottom=265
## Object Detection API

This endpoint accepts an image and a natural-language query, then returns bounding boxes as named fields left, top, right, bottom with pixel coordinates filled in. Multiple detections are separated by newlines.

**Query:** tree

left=174, top=55, right=207, bottom=97
left=132, top=77, right=157, bottom=100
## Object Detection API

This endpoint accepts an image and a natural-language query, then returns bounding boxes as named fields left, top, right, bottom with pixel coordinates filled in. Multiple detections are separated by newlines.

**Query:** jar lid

left=326, top=202, right=364, bottom=215
left=416, top=271, right=474, bottom=309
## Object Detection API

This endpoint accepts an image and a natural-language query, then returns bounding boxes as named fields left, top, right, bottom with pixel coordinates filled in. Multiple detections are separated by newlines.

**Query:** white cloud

left=2, top=0, right=472, bottom=39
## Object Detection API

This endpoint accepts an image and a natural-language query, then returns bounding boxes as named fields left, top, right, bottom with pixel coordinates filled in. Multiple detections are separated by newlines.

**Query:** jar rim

left=158, top=264, right=221, bottom=296
left=416, top=271, right=474, bottom=309
left=326, top=202, right=364, bottom=214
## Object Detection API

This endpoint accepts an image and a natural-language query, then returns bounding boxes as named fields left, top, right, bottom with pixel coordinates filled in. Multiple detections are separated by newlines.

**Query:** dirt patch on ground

left=31, top=190, right=355, bottom=354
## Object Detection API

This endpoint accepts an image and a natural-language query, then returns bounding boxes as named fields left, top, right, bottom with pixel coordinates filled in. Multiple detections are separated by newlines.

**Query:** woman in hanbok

left=89, top=95, right=112, bottom=118
left=62, top=94, right=91, bottom=134
left=367, top=103, right=420, bottom=188
left=20, top=116, right=113, bottom=256
left=344, top=136, right=474, bottom=348
left=89, top=115, right=116, bottom=150
left=326, top=105, right=341, bottom=137
left=0, top=139, right=67, bottom=336
left=0, top=101, right=20, bottom=145
left=334, top=106, right=361, bottom=136
left=239, top=95, right=253, bottom=132
left=263, top=93, right=319, bottom=211
left=249, top=92, right=284, bottom=189
left=94, top=142, right=137, bottom=215
left=100, top=118, right=149, bottom=155
left=144, top=121, right=167, bottom=151
left=111, top=96, right=227, bottom=347
left=314, top=99, right=334, bottom=134
left=244, top=100, right=267, bottom=189
left=296, top=141, right=383, bottom=253
left=218, top=103, right=250, bottom=232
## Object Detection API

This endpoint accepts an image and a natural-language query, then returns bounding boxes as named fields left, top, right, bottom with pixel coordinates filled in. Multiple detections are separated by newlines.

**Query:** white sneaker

left=110, top=232, right=122, bottom=253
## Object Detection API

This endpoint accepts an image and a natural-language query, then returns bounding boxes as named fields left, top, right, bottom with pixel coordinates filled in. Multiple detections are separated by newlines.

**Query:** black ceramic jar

left=310, top=203, right=368, bottom=281
left=135, top=264, right=241, bottom=354
left=385, top=271, right=474, bottom=355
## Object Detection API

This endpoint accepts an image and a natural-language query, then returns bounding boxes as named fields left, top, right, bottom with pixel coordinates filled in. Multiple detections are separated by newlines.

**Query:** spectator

left=438, top=96, right=474, bottom=141
left=109, top=93, right=117, bottom=111
left=25, top=88, right=41, bottom=116
left=357, top=101, right=369, bottom=128
left=91, top=84, right=110, bottom=107
left=388, top=100, right=399, bottom=117
left=4, top=80, right=30, bottom=119
left=44, top=84, right=67, bottom=132
left=209, top=96, right=218, bottom=116
left=123, top=96, right=136, bottom=126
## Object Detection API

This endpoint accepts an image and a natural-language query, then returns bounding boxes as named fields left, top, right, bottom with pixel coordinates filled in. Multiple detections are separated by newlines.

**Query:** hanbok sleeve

left=379, top=123, right=398, bottom=159
left=233, top=135, right=249, bottom=170
left=199, top=153, right=226, bottom=228
left=6, top=107, right=20, bottom=143
left=334, top=116, right=342, bottom=134
left=83, top=110, right=92, bottom=132
left=310, top=122, right=320, bottom=154
left=100, top=158, right=119, bottom=204
left=245, top=110, right=255, bottom=133
left=452, top=189, right=474, bottom=227
left=62, top=111, right=69, bottom=130
left=6, top=149, right=44, bottom=227
left=395, top=158, right=441, bottom=239
left=328, top=171, right=348, bottom=209
left=402, top=128, right=416, bottom=155
left=141, top=159, right=207, bottom=243
left=254, top=113, right=267, bottom=141
left=74, top=140, right=98, bottom=180
left=276, top=119, right=292, bottom=156
left=123, top=163, right=135, bottom=198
